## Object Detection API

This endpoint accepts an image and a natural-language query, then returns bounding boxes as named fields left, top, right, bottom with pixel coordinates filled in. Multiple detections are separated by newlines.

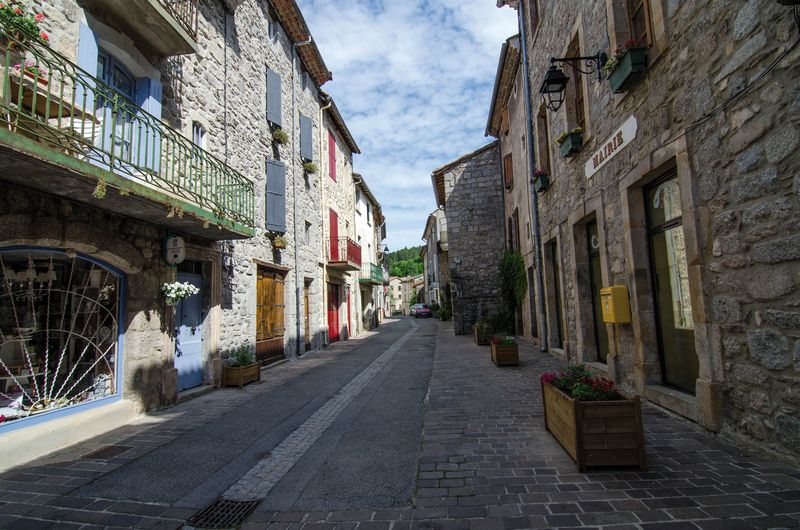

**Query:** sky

left=296, top=0, right=519, bottom=251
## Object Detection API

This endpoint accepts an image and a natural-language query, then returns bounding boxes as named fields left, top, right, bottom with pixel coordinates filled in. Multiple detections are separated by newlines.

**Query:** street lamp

left=538, top=53, right=607, bottom=112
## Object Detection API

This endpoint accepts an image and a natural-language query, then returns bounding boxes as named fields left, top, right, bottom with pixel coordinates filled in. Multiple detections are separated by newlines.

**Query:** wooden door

left=304, top=281, right=311, bottom=352
left=329, top=209, right=339, bottom=260
left=256, top=267, right=286, bottom=364
left=327, top=282, right=339, bottom=342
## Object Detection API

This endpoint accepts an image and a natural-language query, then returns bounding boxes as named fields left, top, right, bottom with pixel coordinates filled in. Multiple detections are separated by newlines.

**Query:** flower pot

left=490, top=343, right=518, bottom=366
left=607, top=47, right=648, bottom=94
left=23, top=69, right=47, bottom=85
left=474, top=327, right=491, bottom=346
left=541, top=382, right=647, bottom=472
left=533, top=174, right=550, bottom=192
left=558, top=132, right=582, bottom=158
left=222, top=362, right=261, bottom=387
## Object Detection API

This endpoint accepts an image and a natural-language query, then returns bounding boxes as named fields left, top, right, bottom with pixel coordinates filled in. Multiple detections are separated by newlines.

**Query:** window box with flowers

left=473, top=320, right=493, bottom=346
left=541, top=365, right=646, bottom=472
left=533, top=168, right=550, bottom=193
left=556, top=128, right=582, bottom=158
left=490, top=335, right=518, bottom=366
left=603, top=39, right=648, bottom=94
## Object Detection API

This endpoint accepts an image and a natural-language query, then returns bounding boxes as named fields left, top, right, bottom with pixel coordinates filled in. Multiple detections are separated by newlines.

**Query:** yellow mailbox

left=600, top=285, right=631, bottom=324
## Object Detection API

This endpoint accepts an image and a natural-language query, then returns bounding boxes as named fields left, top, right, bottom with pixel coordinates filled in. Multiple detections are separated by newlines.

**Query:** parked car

left=415, top=304, right=433, bottom=318
left=410, top=303, right=424, bottom=316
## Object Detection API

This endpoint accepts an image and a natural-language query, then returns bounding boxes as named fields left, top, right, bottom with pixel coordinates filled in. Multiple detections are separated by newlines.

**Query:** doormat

left=186, top=499, right=260, bottom=529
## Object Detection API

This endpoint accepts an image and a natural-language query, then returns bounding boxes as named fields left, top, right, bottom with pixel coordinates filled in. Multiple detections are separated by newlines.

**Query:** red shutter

left=328, top=130, right=337, bottom=181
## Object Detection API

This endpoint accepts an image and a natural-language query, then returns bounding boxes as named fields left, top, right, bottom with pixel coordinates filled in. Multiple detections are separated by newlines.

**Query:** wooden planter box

left=608, top=47, right=648, bottom=94
left=222, top=363, right=261, bottom=387
left=542, top=382, right=646, bottom=472
left=558, top=132, right=583, bottom=158
left=491, top=343, right=519, bottom=366
left=474, top=327, right=491, bottom=346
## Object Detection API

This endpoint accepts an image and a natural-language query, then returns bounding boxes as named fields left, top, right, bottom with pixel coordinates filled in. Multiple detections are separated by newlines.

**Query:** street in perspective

left=1, top=0, right=800, bottom=529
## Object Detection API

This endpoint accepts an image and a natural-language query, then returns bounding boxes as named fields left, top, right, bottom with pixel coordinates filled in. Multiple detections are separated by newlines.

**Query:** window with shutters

left=626, top=0, right=653, bottom=45
left=328, top=130, right=337, bottom=181
left=501, top=108, right=510, bottom=135
left=300, top=114, right=313, bottom=161
left=565, top=33, right=588, bottom=136
left=536, top=103, right=552, bottom=174
left=266, top=69, right=282, bottom=127
left=265, top=159, right=286, bottom=233
left=528, top=0, right=540, bottom=33
left=503, top=153, right=513, bottom=190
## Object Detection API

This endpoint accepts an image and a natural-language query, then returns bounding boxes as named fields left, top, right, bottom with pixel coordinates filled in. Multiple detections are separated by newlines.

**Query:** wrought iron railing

left=327, top=237, right=361, bottom=267
left=160, top=0, right=199, bottom=41
left=359, top=262, right=383, bottom=284
left=0, top=17, right=254, bottom=230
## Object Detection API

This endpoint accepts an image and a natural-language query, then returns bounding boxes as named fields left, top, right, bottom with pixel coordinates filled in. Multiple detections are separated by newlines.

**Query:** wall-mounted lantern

left=539, top=52, right=607, bottom=112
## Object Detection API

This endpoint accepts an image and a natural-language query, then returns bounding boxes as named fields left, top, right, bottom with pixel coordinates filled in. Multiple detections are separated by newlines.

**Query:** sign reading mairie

left=585, top=115, right=638, bottom=179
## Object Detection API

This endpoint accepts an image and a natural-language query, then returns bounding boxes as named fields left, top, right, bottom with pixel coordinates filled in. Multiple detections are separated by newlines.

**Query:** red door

left=328, top=282, right=339, bottom=343
left=329, top=209, right=339, bottom=261
left=346, top=289, right=351, bottom=340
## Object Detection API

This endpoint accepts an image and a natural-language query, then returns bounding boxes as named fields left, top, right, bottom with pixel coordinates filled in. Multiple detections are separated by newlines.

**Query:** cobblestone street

left=1, top=319, right=799, bottom=529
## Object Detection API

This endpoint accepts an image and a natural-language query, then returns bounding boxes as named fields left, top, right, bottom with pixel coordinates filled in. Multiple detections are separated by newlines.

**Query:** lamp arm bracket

left=550, top=52, right=608, bottom=80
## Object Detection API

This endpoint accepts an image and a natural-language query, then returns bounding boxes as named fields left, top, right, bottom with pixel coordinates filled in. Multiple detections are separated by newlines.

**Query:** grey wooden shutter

left=300, top=114, right=312, bottom=161
left=266, top=69, right=282, bottom=127
left=266, top=159, right=286, bottom=233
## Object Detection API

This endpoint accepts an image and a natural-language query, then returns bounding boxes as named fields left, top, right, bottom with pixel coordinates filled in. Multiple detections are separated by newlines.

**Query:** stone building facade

left=421, top=208, right=449, bottom=307
left=432, top=142, right=505, bottom=334
left=486, top=34, right=539, bottom=338
left=354, top=176, right=387, bottom=333
left=495, top=0, right=800, bottom=461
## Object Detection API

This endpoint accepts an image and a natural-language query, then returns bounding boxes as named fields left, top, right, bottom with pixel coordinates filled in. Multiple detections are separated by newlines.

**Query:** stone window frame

left=604, top=0, right=668, bottom=68
left=619, top=135, right=720, bottom=431
left=568, top=199, right=613, bottom=375
left=560, top=19, right=593, bottom=143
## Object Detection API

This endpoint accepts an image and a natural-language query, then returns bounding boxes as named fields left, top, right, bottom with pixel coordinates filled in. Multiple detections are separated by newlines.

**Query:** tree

left=386, top=246, right=424, bottom=277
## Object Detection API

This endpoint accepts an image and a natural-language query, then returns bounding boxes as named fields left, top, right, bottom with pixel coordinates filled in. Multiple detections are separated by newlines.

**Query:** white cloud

left=297, top=0, right=518, bottom=249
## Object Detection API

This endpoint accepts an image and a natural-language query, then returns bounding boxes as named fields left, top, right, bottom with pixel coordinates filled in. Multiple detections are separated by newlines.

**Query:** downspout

left=517, top=0, right=549, bottom=351
left=292, top=36, right=313, bottom=358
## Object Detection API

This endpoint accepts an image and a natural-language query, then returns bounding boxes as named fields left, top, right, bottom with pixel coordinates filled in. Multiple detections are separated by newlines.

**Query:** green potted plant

left=533, top=167, right=549, bottom=192
left=490, top=335, right=518, bottom=366
left=222, top=344, right=260, bottom=387
left=303, top=161, right=317, bottom=174
left=603, top=38, right=649, bottom=94
left=474, top=320, right=493, bottom=346
left=272, top=127, right=289, bottom=145
left=541, top=364, right=646, bottom=472
left=556, top=127, right=583, bottom=158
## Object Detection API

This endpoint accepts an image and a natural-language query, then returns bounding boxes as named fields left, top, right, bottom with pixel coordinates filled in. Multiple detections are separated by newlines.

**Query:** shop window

left=645, top=173, right=698, bottom=393
left=0, top=248, right=122, bottom=427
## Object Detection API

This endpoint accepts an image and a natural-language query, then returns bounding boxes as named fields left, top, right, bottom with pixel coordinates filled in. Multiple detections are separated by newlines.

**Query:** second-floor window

left=536, top=103, right=552, bottom=174
left=627, top=0, right=653, bottom=44
left=328, top=130, right=337, bottom=181
left=503, top=153, right=513, bottom=190
left=529, top=0, right=540, bottom=33
left=192, top=122, right=206, bottom=149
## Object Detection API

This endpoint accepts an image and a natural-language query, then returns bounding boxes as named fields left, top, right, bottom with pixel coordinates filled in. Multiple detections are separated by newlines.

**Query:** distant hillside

left=386, top=246, right=424, bottom=278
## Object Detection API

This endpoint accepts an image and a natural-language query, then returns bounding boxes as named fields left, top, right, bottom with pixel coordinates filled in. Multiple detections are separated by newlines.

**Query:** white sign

left=164, top=235, right=186, bottom=265
left=585, top=115, right=637, bottom=179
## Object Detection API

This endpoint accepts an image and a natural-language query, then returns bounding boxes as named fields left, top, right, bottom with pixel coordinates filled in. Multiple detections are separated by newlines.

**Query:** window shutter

left=76, top=23, right=98, bottom=115
left=134, top=77, right=163, bottom=173
left=300, top=114, right=312, bottom=161
left=503, top=153, right=513, bottom=189
left=266, top=69, right=282, bottom=127
left=266, top=159, right=286, bottom=233
left=328, top=130, right=336, bottom=181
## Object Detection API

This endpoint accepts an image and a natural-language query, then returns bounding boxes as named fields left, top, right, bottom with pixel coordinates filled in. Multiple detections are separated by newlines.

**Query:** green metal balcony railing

left=160, top=0, right=199, bottom=41
left=359, top=262, right=384, bottom=285
left=0, top=17, right=254, bottom=231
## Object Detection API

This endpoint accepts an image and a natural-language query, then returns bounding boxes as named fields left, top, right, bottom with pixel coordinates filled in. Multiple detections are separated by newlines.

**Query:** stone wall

left=515, top=0, right=800, bottom=461
left=439, top=142, right=505, bottom=334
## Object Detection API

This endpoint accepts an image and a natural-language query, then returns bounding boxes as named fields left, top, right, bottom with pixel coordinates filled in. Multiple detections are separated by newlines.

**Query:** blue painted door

left=175, top=273, right=203, bottom=392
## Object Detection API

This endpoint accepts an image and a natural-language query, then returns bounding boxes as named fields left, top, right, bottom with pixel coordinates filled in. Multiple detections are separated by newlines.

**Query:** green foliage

left=386, top=246, right=424, bottom=277
left=542, top=364, right=621, bottom=401
left=501, top=251, right=527, bottom=308
left=409, top=289, right=417, bottom=305
left=437, top=306, right=452, bottom=321
left=225, top=344, right=255, bottom=367
left=430, top=301, right=441, bottom=313
left=485, top=311, right=513, bottom=335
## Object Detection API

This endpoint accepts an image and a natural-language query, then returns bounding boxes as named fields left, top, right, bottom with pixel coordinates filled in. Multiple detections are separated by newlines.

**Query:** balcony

left=80, top=0, right=199, bottom=56
left=327, top=237, right=361, bottom=271
left=358, top=262, right=383, bottom=285
left=0, top=20, right=255, bottom=240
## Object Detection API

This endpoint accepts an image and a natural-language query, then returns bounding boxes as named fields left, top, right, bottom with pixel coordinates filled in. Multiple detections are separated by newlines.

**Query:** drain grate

left=83, top=445, right=132, bottom=460
left=186, top=499, right=260, bottom=528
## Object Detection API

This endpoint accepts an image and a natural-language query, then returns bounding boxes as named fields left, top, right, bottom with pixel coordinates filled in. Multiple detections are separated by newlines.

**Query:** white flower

left=161, top=281, right=200, bottom=306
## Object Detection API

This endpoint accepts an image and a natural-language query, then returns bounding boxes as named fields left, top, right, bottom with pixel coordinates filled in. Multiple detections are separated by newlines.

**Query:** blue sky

left=296, top=0, right=518, bottom=251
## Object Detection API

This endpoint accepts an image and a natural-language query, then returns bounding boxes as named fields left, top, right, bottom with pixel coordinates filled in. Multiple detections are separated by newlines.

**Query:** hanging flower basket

left=541, top=365, right=647, bottom=472
left=161, top=281, right=199, bottom=306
